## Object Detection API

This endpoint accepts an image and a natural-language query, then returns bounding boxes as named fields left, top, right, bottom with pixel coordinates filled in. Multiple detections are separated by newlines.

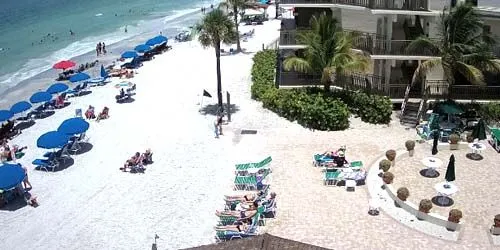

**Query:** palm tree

left=198, top=9, right=237, bottom=112
left=283, top=13, right=371, bottom=91
left=219, top=0, right=250, bottom=53
left=407, top=3, right=500, bottom=90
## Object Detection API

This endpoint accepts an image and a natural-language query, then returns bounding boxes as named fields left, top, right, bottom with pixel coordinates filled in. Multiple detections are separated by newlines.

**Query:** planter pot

left=446, top=221, right=459, bottom=232
left=416, top=211, right=428, bottom=221
left=408, top=150, right=414, bottom=157
left=450, top=143, right=459, bottom=150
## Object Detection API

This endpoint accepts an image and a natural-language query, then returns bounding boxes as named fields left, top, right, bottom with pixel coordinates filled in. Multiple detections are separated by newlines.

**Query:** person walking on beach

left=214, top=114, right=223, bottom=138
left=102, top=42, right=106, bottom=54
left=96, top=43, right=100, bottom=56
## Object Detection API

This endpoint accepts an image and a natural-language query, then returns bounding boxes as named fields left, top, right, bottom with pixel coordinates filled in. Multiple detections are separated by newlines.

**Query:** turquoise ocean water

left=0, top=0, right=218, bottom=103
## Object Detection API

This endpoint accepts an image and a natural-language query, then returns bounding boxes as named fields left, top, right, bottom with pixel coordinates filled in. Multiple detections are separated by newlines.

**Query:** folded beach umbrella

left=53, top=60, right=76, bottom=70
left=134, top=44, right=151, bottom=53
left=10, top=101, right=32, bottom=114
left=0, top=163, right=25, bottom=190
left=121, top=51, right=139, bottom=59
left=30, top=91, right=52, bottom=104
left=0, top=110, right=14, bottom=122
left=37, top=131, right=70, bottom=149
left=47, top=82, right=69, bottom=94
left=69, top=72, right=90, bottom=83
left=146, top=35, right=168, bottom=46
left=58, top=117, right=89, bottom=135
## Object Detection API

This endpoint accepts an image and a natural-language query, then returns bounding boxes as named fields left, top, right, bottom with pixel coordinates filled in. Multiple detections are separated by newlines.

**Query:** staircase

left=400, top=101, right=420, bottom=127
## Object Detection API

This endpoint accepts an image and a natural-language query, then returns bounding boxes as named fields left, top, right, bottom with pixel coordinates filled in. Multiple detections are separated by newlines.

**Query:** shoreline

left=0, top=6, right=208, bottom=109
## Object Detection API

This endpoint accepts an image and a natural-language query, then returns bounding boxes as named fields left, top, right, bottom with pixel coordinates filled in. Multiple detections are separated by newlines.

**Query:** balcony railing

left=278, top=73, right=500, bottom=100
left=280, top=30, right=438, bottom=56
left=280, top=0, right=429, bottom=11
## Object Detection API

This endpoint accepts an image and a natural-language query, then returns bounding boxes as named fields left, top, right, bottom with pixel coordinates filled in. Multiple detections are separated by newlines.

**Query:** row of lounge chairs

left=312, top=151, right=367, bottom=188
left=215, top=156, right=276, bottom=242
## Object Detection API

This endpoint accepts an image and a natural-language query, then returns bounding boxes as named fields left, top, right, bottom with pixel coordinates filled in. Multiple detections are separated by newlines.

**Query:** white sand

left=0, top=12, right=282, bottom=250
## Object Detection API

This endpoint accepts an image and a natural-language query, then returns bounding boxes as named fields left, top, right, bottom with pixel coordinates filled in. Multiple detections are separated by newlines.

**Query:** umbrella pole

left=199, top=96, right=204, bottom=113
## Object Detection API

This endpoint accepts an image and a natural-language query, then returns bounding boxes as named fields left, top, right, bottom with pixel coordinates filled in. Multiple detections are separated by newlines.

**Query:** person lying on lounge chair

left=0, top=143, right=27, bottom=162
left=217, top=201, right=258, bottom=216
left=121, top=152, right=143, bottom=171
left=85, top=105, right=96, bottom=119
left=333, top=151, right=348, bottom=168
left=215, top=223, right=251, bottom=232
left=96, top=107, right=109, bottom=122
left=55, top=94, right=66, bottom=108
left=224, top=190, right=266, bottom=203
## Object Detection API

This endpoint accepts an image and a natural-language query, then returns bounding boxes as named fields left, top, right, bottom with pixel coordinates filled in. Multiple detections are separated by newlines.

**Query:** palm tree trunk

left=233, top=6, right=242, bottom=52
left=215, top=42, right=224, bottom=113
left=275, top=0, right=279, bottom=19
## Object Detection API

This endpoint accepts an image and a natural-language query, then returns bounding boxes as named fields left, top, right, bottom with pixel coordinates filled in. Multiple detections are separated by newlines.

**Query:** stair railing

left=400, top=84, right=412, bottom=118
left=416, top=86, right=430, bottom=124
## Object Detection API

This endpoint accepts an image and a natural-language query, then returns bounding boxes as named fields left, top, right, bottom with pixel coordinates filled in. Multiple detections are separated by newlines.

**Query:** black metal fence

left=280, top=0, right=429, bottom=11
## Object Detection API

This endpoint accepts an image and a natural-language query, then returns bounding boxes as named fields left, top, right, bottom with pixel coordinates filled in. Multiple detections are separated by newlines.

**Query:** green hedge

left=250, top=50, right=392, bottom=130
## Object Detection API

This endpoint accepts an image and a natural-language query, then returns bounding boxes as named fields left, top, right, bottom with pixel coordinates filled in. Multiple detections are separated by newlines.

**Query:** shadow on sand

left=117, top=97, right=135, bottom=104
left=35, top=158, right=75, bottom=172
left=71, top=142, right=93, bottom=155
left=0, top=197, right=27, bottom=211
left=14, top=120, right=35, bottom=131
left=35, top=111, right=55, bottom=119
left=419, top=169, right=440, bottom=178
left=200, top=103, right=240, bottom=116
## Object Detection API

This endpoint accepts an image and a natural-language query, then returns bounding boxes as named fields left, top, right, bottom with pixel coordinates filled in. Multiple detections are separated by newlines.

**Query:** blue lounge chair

left=88, top=65, right=109, bottom=86
left=33, top=153, right=59, bottom=172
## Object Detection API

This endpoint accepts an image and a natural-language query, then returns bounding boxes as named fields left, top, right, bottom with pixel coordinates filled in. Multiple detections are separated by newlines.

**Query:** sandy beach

left=0, top=14, right=281, bottom=249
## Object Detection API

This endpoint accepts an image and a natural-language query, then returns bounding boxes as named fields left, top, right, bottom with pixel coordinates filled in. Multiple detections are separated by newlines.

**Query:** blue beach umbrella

left=134, top=44, right=151, bottom=53
left=30, top=91, right=52, bottom=104
left=69, top=73, right=90, bottom=83
left=37, top=131, right=70, bottom=149
left=0, top=110, right=14, bottom=122
left=58, top=117, right=89, bottom=135
left=10, top=101, right=32, bottom=114
left=47, top=82, right=69, bottom=94
left=146, top=35, right=168, bottom=46
left=0, top=163, right=25, bottom=190
left=121, top=51, right=139, bottom=59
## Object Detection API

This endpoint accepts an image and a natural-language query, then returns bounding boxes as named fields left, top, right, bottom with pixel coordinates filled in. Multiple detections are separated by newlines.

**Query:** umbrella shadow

left=78, top=90, right=93, bottom=97
left=466, top=153, right=483, bottom=161
left=71, top=142, right=93, bottom=155
left=52, top=158, right=75, bottom=172
left=0, top=197, right=27, bottom=211
left=55, top=102, right=71, bottom=109
left=431, top=196, right=454, bottom=207
left=117, top=97, right=135, bottom=104
left=200, top=103, right=240, bottom=116
left=14, top=120, right=35, bottom=131
left=36, top=111, right=55, bottom=119
left=419, top=169, right=440, bottom=178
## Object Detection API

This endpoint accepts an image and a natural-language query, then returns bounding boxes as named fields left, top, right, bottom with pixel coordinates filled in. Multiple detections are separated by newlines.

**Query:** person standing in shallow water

left=102, top=42, right=106, bottom=54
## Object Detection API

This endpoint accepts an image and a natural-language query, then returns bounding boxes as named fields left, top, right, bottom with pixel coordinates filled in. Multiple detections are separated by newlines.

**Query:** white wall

left=483, top=18, right=500, bottom=41
left=340, top=9, right=378, bottom=33
left=427, top=16, right=441, bottom=39
left=429, top=0, right=449, bottom=11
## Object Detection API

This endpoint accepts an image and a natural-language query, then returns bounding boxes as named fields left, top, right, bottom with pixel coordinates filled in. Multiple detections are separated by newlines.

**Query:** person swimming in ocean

left=70, top=29, right=74, bottom=35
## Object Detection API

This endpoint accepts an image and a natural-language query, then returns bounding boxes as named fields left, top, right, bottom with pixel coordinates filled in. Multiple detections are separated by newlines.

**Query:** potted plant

left=405, top=140, right=415, bottom=157
left=417, top=199, right=433, bottom=220
left=449, top=134, right=460, bottom=150
left=382, top=172, right=394, bottom=185
left=395, top=187, right=409, bottom=207
left=466, top=132, right=474, bottom=143
left=378, top=159, right=391, bottom=176
left=492, top=214, right=500, bottom=235
left=386, top=149, right=396, bottom=166
left=447, top=209, right=463, bottom=231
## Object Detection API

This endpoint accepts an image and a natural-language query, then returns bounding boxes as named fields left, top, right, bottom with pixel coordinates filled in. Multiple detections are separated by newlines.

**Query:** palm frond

left=455, top=61, right=485, bottom=85
left=283, top=57, right=312, bottom=73
left=406, top=36, right=441, bottom=55
left=411, top=58, right=442, bottom=85
left=197, top=9, right=237, bottom=48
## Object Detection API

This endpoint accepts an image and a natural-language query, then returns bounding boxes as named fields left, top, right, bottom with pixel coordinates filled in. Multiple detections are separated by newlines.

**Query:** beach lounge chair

left=88, top=65, right=109, bottom=86
left=235, top=156, right=272, bottom=171
left=33, top=153, right=59, bottom=172
left=234, top=171, right=270, bottom=191
left=75, top=108, right=83, bottom=118
left=215, top=213, right=261, bottom=242
left=217, top=215, right=238, bottom=226
left=324, top=170, right=341, bottom=186
left=489, top=127, right=500, bottom=152
left=350, top=161, right=363, bottom=168
left=313, top=154, right=334, bottom=167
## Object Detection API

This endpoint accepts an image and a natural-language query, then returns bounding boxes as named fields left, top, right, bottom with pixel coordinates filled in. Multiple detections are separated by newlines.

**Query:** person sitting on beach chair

left=142, top=149, right=153, bottom=165
left=96, top=107, right=109, bottom=122
left=121, top=152, right=144, bottom=172
left=332, top=151, right=348, bottom=168
left=85, top=105, right=96, bottom=119
left=115, top=88, right=130, bottom=102
left=55, top=93, right=66, bottom=108
left=0, top=140, right=27, bottom=162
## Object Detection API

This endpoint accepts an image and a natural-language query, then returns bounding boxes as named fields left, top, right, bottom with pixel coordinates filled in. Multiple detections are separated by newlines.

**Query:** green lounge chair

left=350, top=161, right=363, bottom=168
left=324, top=171, right=341, bottom=186
left=489, top=127, right=500, bottom=152
left=217, top=215, right=238, bottom=226
left=235, top=156, right=272, bottom=171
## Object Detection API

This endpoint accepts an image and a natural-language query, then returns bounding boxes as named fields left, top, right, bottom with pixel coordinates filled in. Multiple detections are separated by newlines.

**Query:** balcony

left=280, top=0, right=429, bottom=11
left=278, top=72, right=500, bottom=100
left=279, top=30, right=438, bottom=57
